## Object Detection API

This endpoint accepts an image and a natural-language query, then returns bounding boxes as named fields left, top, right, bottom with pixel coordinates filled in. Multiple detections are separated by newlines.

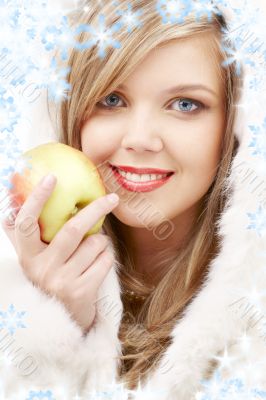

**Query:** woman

left=1, top=0, right=266, bottom=399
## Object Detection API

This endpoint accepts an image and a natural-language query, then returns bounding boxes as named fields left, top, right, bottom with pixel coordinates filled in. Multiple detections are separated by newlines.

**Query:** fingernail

left=42, top=174, right=56, bottom=188
left=106, top=193, right=119, bottom=204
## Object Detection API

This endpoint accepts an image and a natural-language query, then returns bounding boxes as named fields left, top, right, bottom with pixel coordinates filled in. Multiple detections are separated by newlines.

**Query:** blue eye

left=172, top=98, right=200, bottom=113
left=97, top=93, right=204, bottom=114
left=99, top=93, right=123, bottom=108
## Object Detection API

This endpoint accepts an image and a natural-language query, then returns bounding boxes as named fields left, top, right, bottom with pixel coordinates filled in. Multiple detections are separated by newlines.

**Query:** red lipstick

left=111, top=164, right=174, bottom=174
left=109, top=163, right=174, bottom=193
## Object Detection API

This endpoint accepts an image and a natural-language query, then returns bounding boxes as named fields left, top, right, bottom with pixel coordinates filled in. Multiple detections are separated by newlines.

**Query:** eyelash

left=96, top=92, right=206, bottom=115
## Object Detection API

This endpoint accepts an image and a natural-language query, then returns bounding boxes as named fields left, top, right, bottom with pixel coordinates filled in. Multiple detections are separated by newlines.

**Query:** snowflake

left=0, top=0, right=20, bottom=29
left=248, top=119, right=266, bottom=160
left=0, top=85, right=10, bottom=103
left=74, top=13, right=122, bottom=59
left=221, top=36, right=256, bottom=76
left=83, top=380, right=168, bottom=400
left=0, top=304, right=26, bottom=335
left=0, top=166, right=15, bottom=193
left=247, top=205, right=266, bottom=237
left=192, top=0, right=223, bottom=22
left=115, top=3, right=143, bottom=33
left=156, top=0, right=193, bottom=24
left=32, top=56, right=71, bottom=103
left=0, top=99, right=19, bottom=133
left=1, top=22, right=37, bottom=72
left=41, top=24, right=61, bottom=51
left=197, top=370, right=266, bottom=399
left=41, top=15, right=77, bottom=61
left=249, top=77, right=263, bottom=91
left=0, top=132, right=20, bottom=158
left=85, top=382, right=132, bottom=399
left=220, top=23, right=246, bottom=49
left=230, top=0, right=265, bottom=41
left=212, top=347, right=236, bottom=370
left=26, top=390, right=55, bottom=400
left=219, top=1, right=266, bottom=76
left=0, top=142, right=30, bottom=195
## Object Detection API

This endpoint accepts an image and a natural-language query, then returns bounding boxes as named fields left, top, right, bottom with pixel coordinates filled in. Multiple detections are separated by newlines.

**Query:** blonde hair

left=50, top=0, right=242, bottom=390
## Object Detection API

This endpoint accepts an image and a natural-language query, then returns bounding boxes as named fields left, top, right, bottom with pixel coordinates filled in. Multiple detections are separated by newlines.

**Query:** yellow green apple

left=9, top=142, right=106, bottom=243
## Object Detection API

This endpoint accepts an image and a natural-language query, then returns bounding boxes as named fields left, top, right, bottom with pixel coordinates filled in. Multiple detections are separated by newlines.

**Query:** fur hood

left=0, top=0, right=266, bottom=399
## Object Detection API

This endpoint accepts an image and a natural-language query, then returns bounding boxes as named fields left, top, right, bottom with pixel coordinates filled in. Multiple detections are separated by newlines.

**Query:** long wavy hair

left=49, top=0, right=242, bottom=391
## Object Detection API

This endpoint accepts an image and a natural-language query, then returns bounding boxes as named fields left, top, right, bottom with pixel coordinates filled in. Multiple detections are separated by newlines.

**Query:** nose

left=121, top=113, right=163, bottom=153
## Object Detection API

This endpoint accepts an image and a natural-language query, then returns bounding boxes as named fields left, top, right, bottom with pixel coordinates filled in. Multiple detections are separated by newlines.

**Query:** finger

left=45, top=193, right=119, bottom=265
left=64, top=233, right=110, bottom=278
left=15, top=174, right=57, bottom=257
left=78, top=247, right=114, bottom=289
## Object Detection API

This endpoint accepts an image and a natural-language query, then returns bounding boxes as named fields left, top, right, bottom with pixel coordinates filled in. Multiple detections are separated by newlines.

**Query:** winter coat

left=0, top=0, right=266, bottom=399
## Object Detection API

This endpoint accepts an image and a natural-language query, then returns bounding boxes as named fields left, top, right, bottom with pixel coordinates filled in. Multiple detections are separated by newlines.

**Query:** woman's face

left=81, top=33, right=226, bottom=230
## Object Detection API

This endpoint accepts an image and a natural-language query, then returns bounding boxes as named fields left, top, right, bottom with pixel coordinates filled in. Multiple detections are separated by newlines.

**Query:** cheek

left=169, top=114, right=224, bottom=180
left=80, top=117, right=120, bottom=166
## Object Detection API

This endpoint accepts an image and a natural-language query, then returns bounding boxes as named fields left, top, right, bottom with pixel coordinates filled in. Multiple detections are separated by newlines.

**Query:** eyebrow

left=117, top=83, right=218, bottom=98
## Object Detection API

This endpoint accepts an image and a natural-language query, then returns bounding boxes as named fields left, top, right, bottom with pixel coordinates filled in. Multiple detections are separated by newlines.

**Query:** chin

left=111, top=203, right=170, bottom=231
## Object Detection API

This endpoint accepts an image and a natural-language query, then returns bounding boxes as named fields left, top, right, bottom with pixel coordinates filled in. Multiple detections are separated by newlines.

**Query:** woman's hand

left=1, top=174, right=120, bottom=334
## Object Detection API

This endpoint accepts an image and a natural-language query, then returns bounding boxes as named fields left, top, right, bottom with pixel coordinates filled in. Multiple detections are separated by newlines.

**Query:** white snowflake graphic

left=0, top=304, right=26, bottom=335
left=156, top=0, right=194, bottom=24
left=115, top=3, right=143, bottom=33
left=247, top=206, right=266, bottom=237
left=26, top=390, right=55, bottom=400
left=74, top=14, right=122, bottom=59
left=248, top=119, right=266, bottom=161
left=197, top=370, right=266, bottom=399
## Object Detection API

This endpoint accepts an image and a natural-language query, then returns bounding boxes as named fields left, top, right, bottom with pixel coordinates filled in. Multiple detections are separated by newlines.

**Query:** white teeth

left=116, top=168, right=168, bottom=182
left=140, top=174, right=149, bottom=182
left=127, top=172, right=139, bottom=182
left=118, top=170, right=127, bottom=178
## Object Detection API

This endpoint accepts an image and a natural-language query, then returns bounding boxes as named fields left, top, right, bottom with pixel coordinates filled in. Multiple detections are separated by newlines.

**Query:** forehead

left=121, top=33, right=224, bottom=96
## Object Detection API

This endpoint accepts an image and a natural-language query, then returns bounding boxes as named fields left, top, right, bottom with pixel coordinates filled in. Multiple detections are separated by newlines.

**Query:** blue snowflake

left=0, top=0, right=20, bottom=29
left=0, top=167, right=15, bottom=192
left=26, top=390, right=55, bottom=400
left=41, top=15, right=77, bottom=61
left=198, top=370, right=266, bottom=399
left=84, top=381, right=155, bottom=399
left=41, top=25, right=61, bottom=51
left=75, top=14, right=122, bottom=59
left=249, top=77, right=262, bottom=91
left=156, top=0, right=193, bottom=24
left=0, top=129, right=23, bottom=192
left=0, top=133, right=20, bottom=158
left=116, top=3, right=143, bottom=33
left=248, top=119, right=266, bottom=160
left=193, top=0, right=223, bottom=22
left=33, top=56, right=71, bottom=103
left=0, top=304, right=26, bottom=335
left=247, top=205, right=266, bottom=237
left=26, top=27, right=36, bottom=40
left=0, top=88, right=14, bottom=107
left=252, top=389, right=266, bottom=399
left=230, top=1, right=265, bottom=41
left=221, top=36, right=256, bottom=76
left=0, top=100, right=19, bottom=133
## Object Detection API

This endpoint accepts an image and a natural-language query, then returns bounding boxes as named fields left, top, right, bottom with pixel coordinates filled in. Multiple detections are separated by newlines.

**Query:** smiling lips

left=109, top=164, right=174, bottom=192
left=110, top=163, right=175, bottom=175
